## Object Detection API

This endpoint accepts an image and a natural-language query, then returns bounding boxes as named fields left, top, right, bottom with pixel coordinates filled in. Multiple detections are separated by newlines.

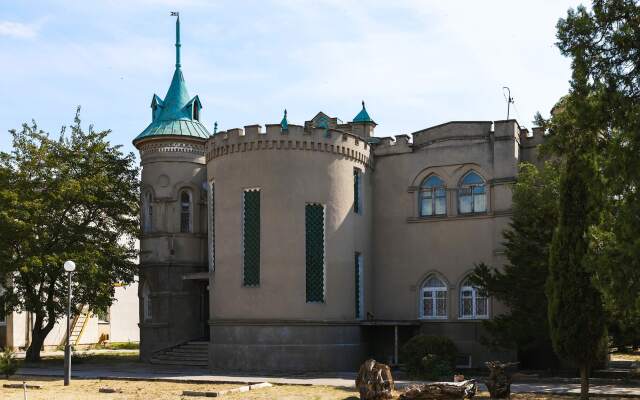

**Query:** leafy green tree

left=0, top=108, right=139, bottom=361
left=555, top=0, right=640, bottom=344
left=471, top=161, right=560, bottom=369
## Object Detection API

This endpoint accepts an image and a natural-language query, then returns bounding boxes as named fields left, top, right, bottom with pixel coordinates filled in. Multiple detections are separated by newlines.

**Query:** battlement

left=520, top=126, right=546, bottom=148
left=205, top=122, right=373, bottom=169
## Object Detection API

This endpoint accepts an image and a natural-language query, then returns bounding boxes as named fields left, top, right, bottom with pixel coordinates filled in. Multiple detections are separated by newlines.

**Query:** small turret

left=351, top=101, right=376, bottom=138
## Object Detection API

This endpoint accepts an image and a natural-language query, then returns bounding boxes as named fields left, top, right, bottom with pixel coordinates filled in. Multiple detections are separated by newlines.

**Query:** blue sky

left=1, top=0, right=582, bottom=157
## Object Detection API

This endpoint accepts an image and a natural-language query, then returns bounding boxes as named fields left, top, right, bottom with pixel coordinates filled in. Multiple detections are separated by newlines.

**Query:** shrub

left=0, top=348, right=19, bottom=378
left=400, top=335, right=458, bottom=380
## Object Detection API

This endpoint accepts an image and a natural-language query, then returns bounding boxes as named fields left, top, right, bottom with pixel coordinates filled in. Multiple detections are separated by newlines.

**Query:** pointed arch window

left=142, top=282, right=152, bottom=321
left=420, top=175, right=446, bottom=216
left=458, top=171, right=486, bottom=214
left=143, top=191, right=153, bottom=233
left=180, top=190, right=192, bottom=233
left=459, top=277, right=489, bottom=319
left=193, top=104, right=200, bottom=121
left=421, top=275, right=448, bottom=319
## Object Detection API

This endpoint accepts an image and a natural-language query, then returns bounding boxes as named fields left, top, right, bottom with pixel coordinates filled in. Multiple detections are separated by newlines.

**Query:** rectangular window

left=355, top=252, right=363, bottom=319
left=353, top=168, right=362, bottom=214
left=208, top=181, right=215, bottom=271
left=243, top=189, right=261, bottom=286
left=97, top=307, right=110, bottom=324
left=305, top=203, right=325, bottom=302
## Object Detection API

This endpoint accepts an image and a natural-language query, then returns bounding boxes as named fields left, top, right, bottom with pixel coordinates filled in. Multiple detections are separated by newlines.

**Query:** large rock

left=399, top=380, right=476, bottom=400
left=355, top=359, right=395, bottom=400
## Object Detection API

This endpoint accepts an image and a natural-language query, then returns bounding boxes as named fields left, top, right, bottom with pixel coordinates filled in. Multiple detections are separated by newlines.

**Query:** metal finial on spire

left=171, top=12, right=181, bottom=69
left=281, top=109, right=289, bottom=131
left=214, top=121, right=218, bottom=134
left=362, top=100, right=365, bottom=108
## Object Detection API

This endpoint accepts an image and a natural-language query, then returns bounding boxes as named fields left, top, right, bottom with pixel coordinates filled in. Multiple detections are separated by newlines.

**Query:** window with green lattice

left=355, top=252, right=363, bottom=319
left=243, top=189, right=261, bottom=286
left=354, top=168, right=362, bottom=214
left=305, top=203, right=325, bottom=302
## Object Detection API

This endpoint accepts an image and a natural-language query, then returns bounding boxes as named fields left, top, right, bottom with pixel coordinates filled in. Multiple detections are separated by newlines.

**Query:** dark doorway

left=199, top=283, right=210, bottom=340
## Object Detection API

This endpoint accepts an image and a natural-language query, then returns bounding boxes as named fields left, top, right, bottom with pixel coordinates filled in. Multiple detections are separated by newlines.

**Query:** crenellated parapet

left=205, top=123, right=373, bottom=169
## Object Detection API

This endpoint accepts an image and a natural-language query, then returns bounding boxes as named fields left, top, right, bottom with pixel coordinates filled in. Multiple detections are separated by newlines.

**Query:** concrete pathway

left=16, top=365, right=640, bottom=397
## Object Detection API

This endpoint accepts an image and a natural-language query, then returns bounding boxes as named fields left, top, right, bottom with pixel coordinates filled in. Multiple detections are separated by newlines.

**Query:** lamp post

left=63, top=260, right=76, bottom=386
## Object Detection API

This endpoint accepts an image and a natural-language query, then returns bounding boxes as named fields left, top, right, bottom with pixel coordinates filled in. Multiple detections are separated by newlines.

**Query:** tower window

left=143, top=191, right=153, bottom=233
left=243, top=189, right=261, bottom=286
left=355, top=252, right=364, bottom=319
left=143, top=282, right=152, bottom=321
left=193, top=105, right=200, bottom=121
left=354, top=168, right=362, bottom=214
left=305, top=203, right=325, bottom=303
left=180, top=190, right=192, bottom=233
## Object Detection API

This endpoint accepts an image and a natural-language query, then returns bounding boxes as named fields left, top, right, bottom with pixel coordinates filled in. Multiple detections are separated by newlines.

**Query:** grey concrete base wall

left=209, top=323, right=368, bottom=372
left=139, top=263, right=208, bottom=361
left=419, top=322, right=515, bottom=367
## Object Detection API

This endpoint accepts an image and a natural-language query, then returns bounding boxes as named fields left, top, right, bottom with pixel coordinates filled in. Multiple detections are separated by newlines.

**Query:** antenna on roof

left=502, top=87, right=514, bottom=120
left=171, top=12, right=181, bottom=69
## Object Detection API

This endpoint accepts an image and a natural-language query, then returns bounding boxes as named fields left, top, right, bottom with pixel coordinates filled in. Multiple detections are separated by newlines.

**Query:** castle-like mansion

left=135, top=17, right=544, bottom=371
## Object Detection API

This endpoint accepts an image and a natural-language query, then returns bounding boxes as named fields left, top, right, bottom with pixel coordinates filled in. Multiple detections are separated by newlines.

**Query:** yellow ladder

left=61, top=305, right=91, bottom=347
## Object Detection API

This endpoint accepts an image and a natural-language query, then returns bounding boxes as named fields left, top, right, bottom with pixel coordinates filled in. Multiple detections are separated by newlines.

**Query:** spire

left=281, top=109, right=289, bottom=131
left=172, top=12, right=181, bottom=69
left=353, top=100, right=375, bottom=124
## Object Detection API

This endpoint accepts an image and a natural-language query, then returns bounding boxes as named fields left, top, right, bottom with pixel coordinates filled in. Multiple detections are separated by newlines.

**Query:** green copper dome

left=133, top=15, right=210, bottom=145
left=353, top=101, right=375, bottom=124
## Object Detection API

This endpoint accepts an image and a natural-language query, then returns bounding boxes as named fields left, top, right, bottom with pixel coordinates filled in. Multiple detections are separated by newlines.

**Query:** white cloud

left=0, top=20, right=41, bottom=39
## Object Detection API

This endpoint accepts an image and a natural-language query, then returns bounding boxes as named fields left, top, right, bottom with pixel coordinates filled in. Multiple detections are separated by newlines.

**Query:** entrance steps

left=149, top=341, right=209, bottom=367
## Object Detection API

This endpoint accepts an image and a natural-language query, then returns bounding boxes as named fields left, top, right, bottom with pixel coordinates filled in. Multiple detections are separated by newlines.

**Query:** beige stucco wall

left=206, top=126, right=372, bottom=321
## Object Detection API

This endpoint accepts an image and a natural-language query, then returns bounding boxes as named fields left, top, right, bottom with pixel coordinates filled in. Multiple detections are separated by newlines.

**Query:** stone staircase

left=149, top=340, right=209, bottom=367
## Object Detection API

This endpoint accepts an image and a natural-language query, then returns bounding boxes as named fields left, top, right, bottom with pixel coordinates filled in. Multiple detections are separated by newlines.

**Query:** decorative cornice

left=139, top=141, right=205, bottom=157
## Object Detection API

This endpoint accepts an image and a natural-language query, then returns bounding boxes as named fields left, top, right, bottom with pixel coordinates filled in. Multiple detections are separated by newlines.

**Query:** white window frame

left=459, top=279, right=489, bottom=320
left=420, top=175, right=447, bottom=217
left=420, top=276, right=448, bottom=320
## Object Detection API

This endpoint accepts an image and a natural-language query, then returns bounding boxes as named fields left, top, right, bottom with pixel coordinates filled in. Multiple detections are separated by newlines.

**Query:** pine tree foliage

left=471, top=162, right=560, bottom=368
left=0, top=108, right=139, bottom=361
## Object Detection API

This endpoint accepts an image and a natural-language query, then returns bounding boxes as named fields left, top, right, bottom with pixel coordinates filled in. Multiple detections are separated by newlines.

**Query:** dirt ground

left=2, top=377, right=640, bottom=400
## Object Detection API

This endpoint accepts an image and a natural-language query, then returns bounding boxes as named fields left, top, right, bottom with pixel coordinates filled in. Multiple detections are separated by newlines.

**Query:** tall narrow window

left=243, top=189, right=260, bottom=286
left=459, top=277, right=488, bottom=319
left=305, top=203, right=325, bottom=303
left=420, top=175, right=446, bottom=216
left=208, top=181, right=215, bottom=271
left=180, top=190, right=192, bottom=233
left=458, top=172, right=486, bottom=214
left=143, top=192, right=153, bottom=232
left=355, top=252, right=364, bottom=319
left=143, top=283, right=152, bottom=321
left=354, top=168, right=362, bottom=214
left=421, top=275, right=448, bottom=319
left=193, top=105, right=200, bottom=121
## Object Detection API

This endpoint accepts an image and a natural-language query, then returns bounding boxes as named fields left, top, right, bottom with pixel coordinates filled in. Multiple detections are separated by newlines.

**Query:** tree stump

left=484, top=361, right=518, bottom=399
left=355, top=359, right=395, bottom=400
left=399, top=380, right=477, bottom=400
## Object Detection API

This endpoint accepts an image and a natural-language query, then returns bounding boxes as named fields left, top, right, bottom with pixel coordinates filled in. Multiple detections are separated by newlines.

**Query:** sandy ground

left=2, top=377, right=640, bottom=400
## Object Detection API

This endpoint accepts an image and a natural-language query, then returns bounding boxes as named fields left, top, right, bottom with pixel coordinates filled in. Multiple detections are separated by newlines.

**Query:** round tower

left=133, top=14, right=210, bottom=361
left=205, top=111, right=373, bottom=371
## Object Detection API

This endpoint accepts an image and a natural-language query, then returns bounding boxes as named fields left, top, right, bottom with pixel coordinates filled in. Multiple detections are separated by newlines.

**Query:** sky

left=0, top=0, right=584, bottom=158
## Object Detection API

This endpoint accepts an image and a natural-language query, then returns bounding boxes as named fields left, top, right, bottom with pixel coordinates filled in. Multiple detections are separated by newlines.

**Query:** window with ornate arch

left=458, top=171, right=486, bottom=214
left=420, top=175, right=446, bottom=217
left=420, top=275, right=448, bottom=319
left=142, top=282, right=152, bottom=321
left=143, top=191, right=153, bottom=233
left=459, top=277, right=488, bottom=319
left=180, top=190, right=192, bottom=233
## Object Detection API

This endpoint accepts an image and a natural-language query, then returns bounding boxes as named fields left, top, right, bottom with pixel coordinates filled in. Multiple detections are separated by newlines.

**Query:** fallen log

left=399, top=380, right=476, bottom=400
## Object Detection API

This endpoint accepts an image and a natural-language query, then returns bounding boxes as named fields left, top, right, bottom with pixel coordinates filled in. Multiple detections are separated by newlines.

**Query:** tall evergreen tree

left=471, top=162, right=560, bottom=369
left=0, top=109, right=139, bottom=361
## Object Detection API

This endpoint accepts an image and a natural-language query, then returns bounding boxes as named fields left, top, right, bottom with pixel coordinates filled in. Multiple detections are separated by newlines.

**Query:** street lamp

left=63, top=260, right=76, bottom=386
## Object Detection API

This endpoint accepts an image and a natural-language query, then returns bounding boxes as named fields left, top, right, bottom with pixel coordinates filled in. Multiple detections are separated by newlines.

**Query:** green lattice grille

left=355, top=252, right=361, bottom=319
left=243, top=189, right=260, bottom=286
left=305, top=204, right=325, bottom=302
left=353, top=169, right=361, bottom=214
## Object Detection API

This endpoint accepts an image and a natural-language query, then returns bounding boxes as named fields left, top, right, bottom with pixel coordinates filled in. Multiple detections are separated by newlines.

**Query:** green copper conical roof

left=353, top=101, right=375, bottom=124
left=133, top=14, right=210, bottom=145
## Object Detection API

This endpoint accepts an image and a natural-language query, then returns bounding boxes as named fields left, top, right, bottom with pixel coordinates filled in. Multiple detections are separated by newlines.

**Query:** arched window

left=143, top=191, right=153, bottom=233
left=459, top=277, right=488, bottom=319
left=420, top=175, right=446, bottom=216
left=180, top=190, right=192, bottom=233
left=458, top=171, right=486, bottom=214
left=421, top=275, right=448, bottom=319
left=142, top=282, right=152, bottom=321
